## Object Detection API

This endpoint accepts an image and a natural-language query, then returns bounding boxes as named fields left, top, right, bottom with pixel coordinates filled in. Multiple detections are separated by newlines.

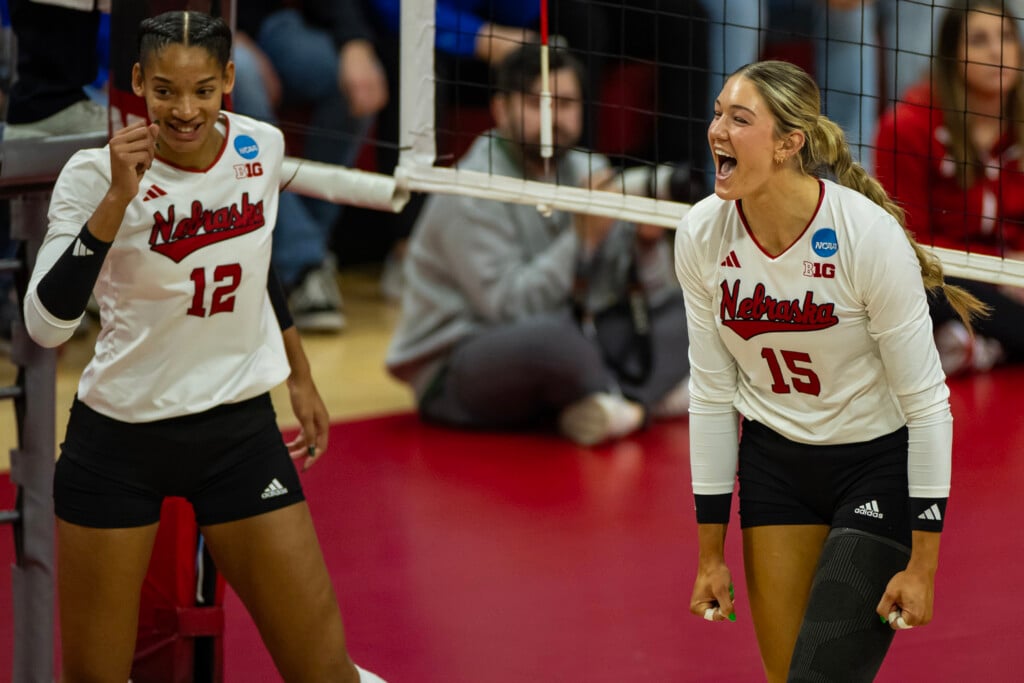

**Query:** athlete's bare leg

left=743, top=524, right=830, bottom=683
left=57, top=520, right=161, bottom=683
left=200, top=501, right=359, bottom=683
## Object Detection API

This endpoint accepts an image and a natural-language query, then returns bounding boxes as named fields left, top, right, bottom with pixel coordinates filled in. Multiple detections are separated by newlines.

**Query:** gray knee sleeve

left=787, top=527, right=910, bottom=683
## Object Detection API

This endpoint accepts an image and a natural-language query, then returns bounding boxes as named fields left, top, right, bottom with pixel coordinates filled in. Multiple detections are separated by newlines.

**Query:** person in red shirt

left=875, top=0, right=1024, bottom=376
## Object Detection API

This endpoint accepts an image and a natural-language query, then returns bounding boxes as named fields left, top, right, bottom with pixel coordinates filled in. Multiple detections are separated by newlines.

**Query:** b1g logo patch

left=234, top=135, right=259, bottom=160
left=803, top=261, right=835, bottom=278
left=811, top=228, right=838, bottom=258
left=234, top=162, right=264, bottom=179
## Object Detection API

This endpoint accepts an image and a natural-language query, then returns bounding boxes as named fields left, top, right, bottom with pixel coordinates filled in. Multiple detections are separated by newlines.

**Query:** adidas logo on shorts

left=854, top=500, right=884, bottom=519
left=261, top=478, right=289, bottom=500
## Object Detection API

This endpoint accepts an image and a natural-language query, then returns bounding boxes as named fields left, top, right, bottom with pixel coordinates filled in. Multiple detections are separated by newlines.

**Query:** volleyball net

left=383, top=0, right=1024, bottom=288
left=100, top=0, right=1024, bottom=287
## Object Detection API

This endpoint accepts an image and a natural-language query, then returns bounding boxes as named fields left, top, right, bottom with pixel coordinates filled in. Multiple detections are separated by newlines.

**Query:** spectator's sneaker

left=651, top=376, right=690, bottom=419
left=934, top=320, right=1005, bottom=377
left=972, top=334, right=1006, bottom=373
left=288, top=256, right=346, bottom=333
left=558, top=392, right=644, bottom=446
left=5, top=99, right=108, bottom=139
left=379, top=248, right=405, bottom=302
left=935, top=321, right=971, bottom=376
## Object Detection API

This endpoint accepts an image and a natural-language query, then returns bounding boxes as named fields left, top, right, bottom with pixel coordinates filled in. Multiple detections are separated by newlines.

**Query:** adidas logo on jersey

left=142, top=184, right=167, bottom=202
left=720, top=250, right=741, bottom=268
left=918, top=503, right=942, bottom=521
left=260, top=478, right=289, bottom=500
left=854, top=500, right=884, bottom=519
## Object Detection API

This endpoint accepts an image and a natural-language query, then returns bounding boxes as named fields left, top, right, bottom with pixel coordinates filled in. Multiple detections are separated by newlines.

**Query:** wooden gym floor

left=0, top=265, right=415, bottom=471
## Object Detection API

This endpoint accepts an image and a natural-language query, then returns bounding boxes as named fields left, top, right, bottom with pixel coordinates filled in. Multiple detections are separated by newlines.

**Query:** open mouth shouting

left=714, top=147, right=737, bottom=181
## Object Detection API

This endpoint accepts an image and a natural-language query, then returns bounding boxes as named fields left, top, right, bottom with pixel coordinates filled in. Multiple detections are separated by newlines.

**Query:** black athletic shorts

left=737, top=419, right=911, bottom=548
left=54, top=394, right=306, bottom=528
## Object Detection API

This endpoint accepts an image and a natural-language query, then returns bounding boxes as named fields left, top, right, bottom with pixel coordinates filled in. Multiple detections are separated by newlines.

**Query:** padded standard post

left=8, top=193, right=57, bottom=683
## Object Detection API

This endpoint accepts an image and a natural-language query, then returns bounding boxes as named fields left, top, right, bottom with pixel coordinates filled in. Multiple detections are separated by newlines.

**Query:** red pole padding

left=132, top=497, right=225, bottom=683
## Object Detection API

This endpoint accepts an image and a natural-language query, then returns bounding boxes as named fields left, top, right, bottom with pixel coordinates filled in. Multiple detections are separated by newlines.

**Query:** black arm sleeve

left=909, top=497, right=947, bottom=533
left=35, top=223, right=110, bottom=320
left=694, top=493, right=733, bottom=525
left=268, top=266, right=294, bottom=331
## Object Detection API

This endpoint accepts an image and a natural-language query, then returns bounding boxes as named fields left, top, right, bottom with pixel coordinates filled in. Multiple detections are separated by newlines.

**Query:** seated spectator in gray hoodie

left=385, top=44, right=691, bottom=446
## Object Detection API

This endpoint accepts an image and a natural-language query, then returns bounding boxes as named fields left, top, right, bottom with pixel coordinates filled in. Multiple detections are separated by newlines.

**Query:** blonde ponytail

left=811, top=116, right=989, bottom=330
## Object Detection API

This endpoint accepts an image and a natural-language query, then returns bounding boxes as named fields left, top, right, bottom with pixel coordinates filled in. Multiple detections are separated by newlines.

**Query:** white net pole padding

left=398, top=0, right=437, bottom=170
left=280, top=157, right=410, bottom=213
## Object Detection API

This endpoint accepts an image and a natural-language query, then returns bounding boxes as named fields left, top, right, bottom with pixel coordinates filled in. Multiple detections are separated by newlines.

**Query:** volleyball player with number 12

left=24, top=11, right=385, bottom=683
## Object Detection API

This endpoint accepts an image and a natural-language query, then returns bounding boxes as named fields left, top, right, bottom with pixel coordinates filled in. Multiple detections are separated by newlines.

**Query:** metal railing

left=1, top=131, right=107, bottom=683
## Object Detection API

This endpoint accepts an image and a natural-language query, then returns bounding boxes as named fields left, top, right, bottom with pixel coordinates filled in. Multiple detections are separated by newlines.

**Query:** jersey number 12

left=187, top=264, right=242, bottom=317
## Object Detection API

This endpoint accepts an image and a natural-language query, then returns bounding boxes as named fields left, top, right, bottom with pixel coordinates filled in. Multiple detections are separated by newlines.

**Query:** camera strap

left=572, top=248, right=653, bottom=385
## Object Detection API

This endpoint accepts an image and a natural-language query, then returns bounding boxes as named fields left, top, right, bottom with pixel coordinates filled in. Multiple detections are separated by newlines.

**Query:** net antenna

left=539, top=0, right=553, bottom=175
left=535, top=0, right=554, bottom=217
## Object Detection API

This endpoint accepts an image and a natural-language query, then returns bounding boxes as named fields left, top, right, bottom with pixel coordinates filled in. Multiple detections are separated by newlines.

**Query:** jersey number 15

left=760, top=347, right=821, bottom=395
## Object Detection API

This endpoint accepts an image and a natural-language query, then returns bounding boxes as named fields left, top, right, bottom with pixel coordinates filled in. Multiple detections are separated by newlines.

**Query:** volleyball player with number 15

left=675, top=60, right=987, bottom=682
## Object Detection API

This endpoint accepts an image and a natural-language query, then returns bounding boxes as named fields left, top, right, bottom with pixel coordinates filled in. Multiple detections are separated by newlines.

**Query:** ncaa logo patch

left=811, top=228, right=838, bottom=258
left=234, top=135, right=259, bottom=160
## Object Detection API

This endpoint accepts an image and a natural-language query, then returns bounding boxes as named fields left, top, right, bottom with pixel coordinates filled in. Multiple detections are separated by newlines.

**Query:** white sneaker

left=288, top=255, right=346, bottom=333
left=354, top=664, right=388, bottom=682
left=651, top=376, right=690, bottom=419
left=558, top=392, right=644, bottom=446
left=5, top=99, right=108, bottom=139
left=935, top=320, right=970, bottom=376
left=972, top=334, right=1005, bottom=372
left=934, top=320, right=1005, bottom=377
left=379, top=248, right=404, bottom=302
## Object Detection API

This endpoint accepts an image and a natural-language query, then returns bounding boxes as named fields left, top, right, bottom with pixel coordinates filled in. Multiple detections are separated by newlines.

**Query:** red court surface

left=3, top=367, right=1024, bottom=681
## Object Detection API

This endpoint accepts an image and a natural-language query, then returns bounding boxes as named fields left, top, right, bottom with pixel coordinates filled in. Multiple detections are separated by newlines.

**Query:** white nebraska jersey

left=29, top=112, right=289, bottom=422
left=675, top=179, right=952, bottom=497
